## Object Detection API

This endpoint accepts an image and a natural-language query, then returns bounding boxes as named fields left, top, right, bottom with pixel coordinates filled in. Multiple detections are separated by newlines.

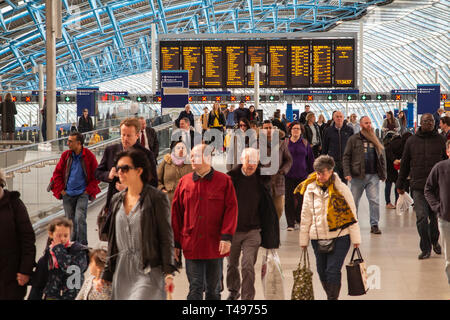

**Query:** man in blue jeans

left=343, top=116, right=386, bottom=234
left=50, top=132, right=100, bottom=245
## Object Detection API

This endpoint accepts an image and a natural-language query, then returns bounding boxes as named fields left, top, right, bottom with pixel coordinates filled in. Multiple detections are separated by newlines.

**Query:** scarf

left=294, top=172, right=356, bottom=231
left=171, top=153, right=186, bottom=166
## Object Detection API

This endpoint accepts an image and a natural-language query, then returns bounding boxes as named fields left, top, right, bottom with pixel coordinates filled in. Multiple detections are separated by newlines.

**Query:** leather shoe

left=370, top=225, right=382, bottom=234
left=432, top=243, right=442, bottom=255
left=418, top=251, right=431, bottom=260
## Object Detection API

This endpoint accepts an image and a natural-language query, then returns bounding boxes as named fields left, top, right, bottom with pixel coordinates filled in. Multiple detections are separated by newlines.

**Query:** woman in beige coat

left=157, top=141, right=193, bottom=204
left=297, top=155, right=361, bottom=300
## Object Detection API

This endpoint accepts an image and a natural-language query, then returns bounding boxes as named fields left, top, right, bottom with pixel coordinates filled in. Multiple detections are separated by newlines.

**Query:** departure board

left=204, top=46, right=223, bottom=87
left=334, top=40, right=354, bottom=87
left=160, top=39, right=356, bottom=88
left=226, top=46, right=245, bottom=87
left=291, top=42, right=310, bottom=87
left=247, top=45, right=266, bottom=86
left=312, top=42, right=332, bottom=86
left=268, top=45, right=288, bottom=87
left=182, top=45, right=202, bottom=88
left=160, top=46, right=180, bottom=70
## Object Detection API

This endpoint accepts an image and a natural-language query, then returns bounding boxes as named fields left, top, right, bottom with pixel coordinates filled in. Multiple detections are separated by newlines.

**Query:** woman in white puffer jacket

left=296, top=155, right=361, bottom=300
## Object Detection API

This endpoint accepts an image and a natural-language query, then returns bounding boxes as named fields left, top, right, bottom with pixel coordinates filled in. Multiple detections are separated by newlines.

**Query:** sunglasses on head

left=116, top=165, right=135, bottom=173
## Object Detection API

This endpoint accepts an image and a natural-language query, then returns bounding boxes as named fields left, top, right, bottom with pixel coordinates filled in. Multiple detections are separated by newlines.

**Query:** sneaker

left=287, top=227, right=294, bottom=231
left=432, top=243, right=442, bottom=255
left=370, top=225, right=382, bottom=234
left=418, top=251, right=431, bottom=260
left=386, top=203, right=396, bottom=209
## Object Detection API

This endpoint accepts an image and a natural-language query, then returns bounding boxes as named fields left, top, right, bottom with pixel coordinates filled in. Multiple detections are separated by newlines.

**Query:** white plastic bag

left=261, top=249, right=285, bottom=300
left=396, top=192, right=413, bottom=215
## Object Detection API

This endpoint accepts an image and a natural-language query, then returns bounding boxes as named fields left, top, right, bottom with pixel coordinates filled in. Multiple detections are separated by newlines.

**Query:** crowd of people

left=0, top=101, right=449, bottom=301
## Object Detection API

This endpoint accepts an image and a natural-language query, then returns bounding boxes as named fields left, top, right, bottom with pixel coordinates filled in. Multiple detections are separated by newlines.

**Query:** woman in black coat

left=0, top=172, right=36, bottom=299
left=1, top=93, right=17, bottom=140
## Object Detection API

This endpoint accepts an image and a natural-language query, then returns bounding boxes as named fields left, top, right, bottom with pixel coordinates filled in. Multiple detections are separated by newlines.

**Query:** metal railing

left=1, top=117, right=175, bottom=234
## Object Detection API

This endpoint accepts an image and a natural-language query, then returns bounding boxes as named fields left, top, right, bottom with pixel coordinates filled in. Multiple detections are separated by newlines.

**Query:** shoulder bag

left=312, top=193, right=343, bottom=254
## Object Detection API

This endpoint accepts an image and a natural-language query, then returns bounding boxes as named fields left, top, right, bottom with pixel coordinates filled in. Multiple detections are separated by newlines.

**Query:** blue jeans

left=411, top=190, right=439, bottom=253
left=311, top=235, right=351, bottom=285
left=384, top=181, right=399, bottom=205
left=185, top=258, right=223, bottom=300
left=62, top=193, right=89, bottom=245
left=351, top=174, right=380, bottom=227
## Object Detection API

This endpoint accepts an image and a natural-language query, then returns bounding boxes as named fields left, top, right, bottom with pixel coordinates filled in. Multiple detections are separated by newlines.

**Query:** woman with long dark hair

left=382, top=111, right=400, bottom=137
left=1, top=93, right=17, bottom=140
left=398, top=110, right=408, bottom=135
left=101, top=149, right=177, bottom=300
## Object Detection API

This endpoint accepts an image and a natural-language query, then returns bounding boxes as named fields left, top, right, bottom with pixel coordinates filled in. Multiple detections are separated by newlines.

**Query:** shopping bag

left=291, top=248, right=314, bottom=300
left=396, top=192, right=413, bottom=215
left=261, top=249, right=285, bottom=300
left=346, top=248, right=368, bottom=296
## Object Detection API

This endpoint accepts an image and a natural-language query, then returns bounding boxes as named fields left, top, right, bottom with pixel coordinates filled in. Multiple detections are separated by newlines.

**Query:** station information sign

left=182, top=45, right=202, bottom=88
left=268, top=45, right=288, bottom=87
left=247, top=45, right=266, bottom=86
left=160, top=38, right=356, bottom=89
left=226, top=46, right=245, bottom=87
left=160, top=46, right=180, bottom=70
left=334, top=40, right=355, bottom=87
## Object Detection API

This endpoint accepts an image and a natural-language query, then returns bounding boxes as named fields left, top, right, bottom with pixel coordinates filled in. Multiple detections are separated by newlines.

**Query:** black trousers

left=334, top=161, right=347, bottom=185
left=285, top=177, right=304, bottom=228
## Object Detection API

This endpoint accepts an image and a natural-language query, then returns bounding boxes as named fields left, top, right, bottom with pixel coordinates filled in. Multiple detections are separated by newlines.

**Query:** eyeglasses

left=116, top=165, right=135, bottom=173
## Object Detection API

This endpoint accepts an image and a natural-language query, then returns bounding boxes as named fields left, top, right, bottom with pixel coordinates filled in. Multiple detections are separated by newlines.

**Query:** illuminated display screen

left=312, top=41, right=332, bottom=87
left=182, top=45, right=202, bottom=88
left=291, top=42, right=310, bottom=87
left=160, top=46, right=180, bottom=70
left=268, top=45, right=288, bottom=87
left=334, top=40, right=355, bottom=87
left=247, top=45, right=266, bottom=87
left=161, top=39, right=355, bottom=88
left=204, top=46, right=223, bottom=87
left=226, top=46, right=245, bottom=87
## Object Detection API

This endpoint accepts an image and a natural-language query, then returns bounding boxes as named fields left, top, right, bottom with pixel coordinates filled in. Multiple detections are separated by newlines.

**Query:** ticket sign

left=417, top=84, right=440, bottom=115
left=204, top=46, right=223, bottom=88
left=291, top=42, right=310, bottom=87
left=247, top=45, right=266, bottom=86
left=226, top=46, right=245, bottom=87
left=160, top=46, right=180, bottom=70
left=268, top=45, right=288, bottom=87
left=312, top=41, right=332, bottom=87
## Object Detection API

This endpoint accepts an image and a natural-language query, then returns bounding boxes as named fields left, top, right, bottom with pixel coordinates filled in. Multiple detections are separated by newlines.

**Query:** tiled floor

left=33, top=153, right=450, bottom=300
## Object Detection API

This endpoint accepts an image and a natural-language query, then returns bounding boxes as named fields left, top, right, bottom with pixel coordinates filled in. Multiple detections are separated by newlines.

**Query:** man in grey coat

left=343, top=116, right=386, bottom=235
left=424, top=140, right=450, bottom=283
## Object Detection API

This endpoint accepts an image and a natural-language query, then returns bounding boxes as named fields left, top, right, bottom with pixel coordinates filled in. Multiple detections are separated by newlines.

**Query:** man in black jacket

left=227, top=148, right=279, bottom=300
left=95, top=118, right=157, bottom=211
left=175, top=104, right=195, bottom=128
left=78, top=109, right=94, bottom=134
left=397, top=113, right=447, bottom=260
left=138, top=117, right=159, bottom=160
left=322, top=111, right=354, bottom=183
left=299, top=105, right=311, bottom=125
left=234, top=101, right=249, bottom=123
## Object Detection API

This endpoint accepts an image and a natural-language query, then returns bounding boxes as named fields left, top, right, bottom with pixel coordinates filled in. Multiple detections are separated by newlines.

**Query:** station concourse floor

left=33, top=153, right=450, bottom=300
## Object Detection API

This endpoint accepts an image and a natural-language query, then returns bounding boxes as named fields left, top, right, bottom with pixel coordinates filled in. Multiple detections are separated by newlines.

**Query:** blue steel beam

left=247, top=0, right=255, bottom=31
left=156, top=0, right=169, bottom=33
left=88, top=0, right=105, bottom=34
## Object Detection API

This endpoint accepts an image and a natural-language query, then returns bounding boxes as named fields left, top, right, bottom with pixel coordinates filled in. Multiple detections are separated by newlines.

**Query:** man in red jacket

left=172, top=144, right=238, bottom=300
left=50, top=132, right=100, bottom=245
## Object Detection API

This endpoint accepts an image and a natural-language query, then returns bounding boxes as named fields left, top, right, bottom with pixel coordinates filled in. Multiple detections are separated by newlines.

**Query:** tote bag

left=346, top=247, right=369, bottom=296
left=291, top=248, right=314, bottom=300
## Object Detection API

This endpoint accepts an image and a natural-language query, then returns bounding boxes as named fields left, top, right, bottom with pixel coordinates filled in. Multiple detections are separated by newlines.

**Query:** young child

left=76, top=248, right=112, bottom=300
left=29, top=217, right=89, bottom=300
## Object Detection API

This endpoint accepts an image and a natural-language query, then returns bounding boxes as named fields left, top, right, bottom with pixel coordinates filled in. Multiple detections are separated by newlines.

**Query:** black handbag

left=346, top=247, right=368, bottom=296
left=97, top=205, right=109, bottom=241
left=312, top=193, right=342, bottom=254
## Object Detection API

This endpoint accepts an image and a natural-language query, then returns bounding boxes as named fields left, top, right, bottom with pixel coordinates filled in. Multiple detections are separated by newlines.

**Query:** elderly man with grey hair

left=226, top=148, right=280, bottom=300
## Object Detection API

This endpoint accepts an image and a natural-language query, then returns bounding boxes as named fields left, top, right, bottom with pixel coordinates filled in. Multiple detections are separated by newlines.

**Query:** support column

left=151, top=24, right=157, bottom=95
left=38, top=63, right=44, bottom=141
left=359, top=20, right=364, bottom=92
left=45, top=0, right=57, bottom=141
left=254, top=63, right=260, bottom=110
